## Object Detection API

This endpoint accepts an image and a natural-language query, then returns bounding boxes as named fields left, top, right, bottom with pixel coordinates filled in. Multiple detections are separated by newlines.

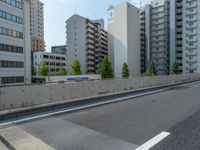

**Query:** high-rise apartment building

left=30, top=0, right=45, bottom=52
left=108, top=2, right=141, bottom=77
left=0, top=0, right=31, bottom=85
left=142, top=0, right=170, bottom=75
left=141, top=0, right=200, bottom=74
left=66, top=14, right=108, bottom=74
left=177, top=0, right=200, bottom=73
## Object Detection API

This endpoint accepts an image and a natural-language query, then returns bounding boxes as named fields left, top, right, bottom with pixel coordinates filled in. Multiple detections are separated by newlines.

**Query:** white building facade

left=0, top=0, right=31, bottom=85
left=108, top=2, right=141, bottom=78
left=66, top=14, right=108, bottom=75
left=33, top=52, right=67, bottom=76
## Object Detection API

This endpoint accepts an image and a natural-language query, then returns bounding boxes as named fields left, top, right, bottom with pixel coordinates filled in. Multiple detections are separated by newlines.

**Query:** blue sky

left=40, top=0, right=151, bottom=51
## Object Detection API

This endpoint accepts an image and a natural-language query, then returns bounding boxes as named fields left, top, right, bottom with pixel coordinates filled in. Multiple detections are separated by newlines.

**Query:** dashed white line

left=135, top=131, right=171, bottom=150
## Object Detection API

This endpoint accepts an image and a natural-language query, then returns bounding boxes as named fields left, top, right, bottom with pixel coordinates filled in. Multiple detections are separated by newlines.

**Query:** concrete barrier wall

left=0, top=74, right=200, bottom=110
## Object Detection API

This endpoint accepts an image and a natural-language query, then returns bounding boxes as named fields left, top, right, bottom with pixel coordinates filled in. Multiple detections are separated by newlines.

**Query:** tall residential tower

left=30, top=0, right=45, bottom=52
left=141, top=0, right=200, bottom=74
left=66, top=14, right=108, bottom=74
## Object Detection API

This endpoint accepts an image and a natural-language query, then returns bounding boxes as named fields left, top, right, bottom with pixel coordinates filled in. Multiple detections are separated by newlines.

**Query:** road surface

left=1, top=81, right=200, bottom=149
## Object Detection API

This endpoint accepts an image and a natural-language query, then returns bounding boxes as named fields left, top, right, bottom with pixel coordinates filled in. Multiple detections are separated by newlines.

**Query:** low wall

left=0, top=74, right=200, bottom=110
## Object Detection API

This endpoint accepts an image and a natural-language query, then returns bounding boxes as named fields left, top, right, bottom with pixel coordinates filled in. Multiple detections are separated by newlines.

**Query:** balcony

left=151, top=41, right=165, bottom=47
left=87, top=61, right=95, bottom=65
left=186, top=1, right=197, bottom=9
left=151, top=7, right=164, bottom=14
left=151, top=12, right=165, bottom=19
left=87, top=39, right=94, bottom=44
left=186, top=23, right=197, bottom=29
left=186, top=9, right=197, bottom=15
left=87, top=28, right=94, bottom=34
left=87, top=55, right=94, bottom=59
left=186, top=37, right=197, bottom=42
left=186, top=43, right=197, bottom=49
left=87, top=44, right=95, bottom=49
left=186, top=50, right=197, bottom=56
left=186, top=57, right=197, bottom=63
left=186, top=65, right=197, bottom=70
left=151, top=24, right=165, bottom=31
left=87, top=21, right=94, bottom=28
left=186, top=29, right=197, bottom=36
left=152, top=54, right=166, bottom=59
left=151, top=19, right=164, bottom=25
left=186, top=16, right=197, bottom=22
left=152, top=36, right=164, bottom=42
left=87, top=33, right=94, bottom=39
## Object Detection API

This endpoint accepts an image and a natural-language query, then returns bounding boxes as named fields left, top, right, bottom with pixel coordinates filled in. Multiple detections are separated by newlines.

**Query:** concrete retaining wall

left=0, top=74, right=200, bottom=110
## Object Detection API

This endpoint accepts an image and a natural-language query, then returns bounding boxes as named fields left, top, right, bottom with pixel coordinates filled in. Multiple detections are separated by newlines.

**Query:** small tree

left=143, top=71, right=154, bottom=76
left=39, top=60, right=48, bottom=76
left=56, top=69, right=65, bottom=76
left=122, top=63, right=129, bottom=78
left=149, top=60, right=157, bottom=75
left=171, top=61, right=179, bottom=74
left=98, top=56, right=113, bottom=79
left=31, top=65, right=36, bottom=76
left=70, top=58, right=82, bottom=75
left=143, top=60, right=156, bottom=76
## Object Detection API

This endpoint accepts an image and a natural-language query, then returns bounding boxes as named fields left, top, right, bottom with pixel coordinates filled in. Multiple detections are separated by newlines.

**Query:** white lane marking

left=0, top=88, right=168, bottom=128
left=135, top=131, right=171, bottom=150
left=176, top=80, right=200, bottom=87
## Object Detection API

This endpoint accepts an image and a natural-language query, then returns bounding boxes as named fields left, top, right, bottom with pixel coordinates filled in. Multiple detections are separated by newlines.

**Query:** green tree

left=39, top=60, right=48, bottom=76
left=56, top=68, right=65, bottom=76
left=31, top=65, right=36, bottom=76
left=171, top=61, right=179, bottom=74
left=70, top=58, right=82, bottom=75
left=149, top=60, right=157, bottom=75
left=143, top=71, right=154, bottom=77
left=143, top=60, right=157, bottom=76
left=122, top=63, right=129, bottom=78
left=98, top=56, right=113, bottom=79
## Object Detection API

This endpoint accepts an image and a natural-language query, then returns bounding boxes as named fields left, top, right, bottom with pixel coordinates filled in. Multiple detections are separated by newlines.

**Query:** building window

left=0, top=10, right=22, bottom=24
left=0, top=44, right=23, bottom=53
left=1, top=76, right=24, bottom=84
left=43, top=55, right=49, bottom=59
left=0, top=27, right=23, bottom=39
left=0, top=0, right=22, bottom=9
left=0, top=60, right=24, bottom=68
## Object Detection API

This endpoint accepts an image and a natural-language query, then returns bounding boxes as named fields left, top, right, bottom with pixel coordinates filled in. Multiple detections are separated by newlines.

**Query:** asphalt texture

left=1, top=81, right=200, bottom=149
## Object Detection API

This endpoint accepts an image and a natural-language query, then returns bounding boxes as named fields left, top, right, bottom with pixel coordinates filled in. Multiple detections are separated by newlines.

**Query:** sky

left=40, top=0, right=151, bottom=51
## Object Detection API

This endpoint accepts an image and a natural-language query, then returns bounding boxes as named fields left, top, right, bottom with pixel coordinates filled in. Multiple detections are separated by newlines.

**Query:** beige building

left=108, top=2, right=141, bottom=78
left=30, top=0, right=45, bottom=52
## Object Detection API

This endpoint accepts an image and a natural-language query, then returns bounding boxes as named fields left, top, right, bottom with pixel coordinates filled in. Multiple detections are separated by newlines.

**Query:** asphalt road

left=1, top=81, right=200, bottom=150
